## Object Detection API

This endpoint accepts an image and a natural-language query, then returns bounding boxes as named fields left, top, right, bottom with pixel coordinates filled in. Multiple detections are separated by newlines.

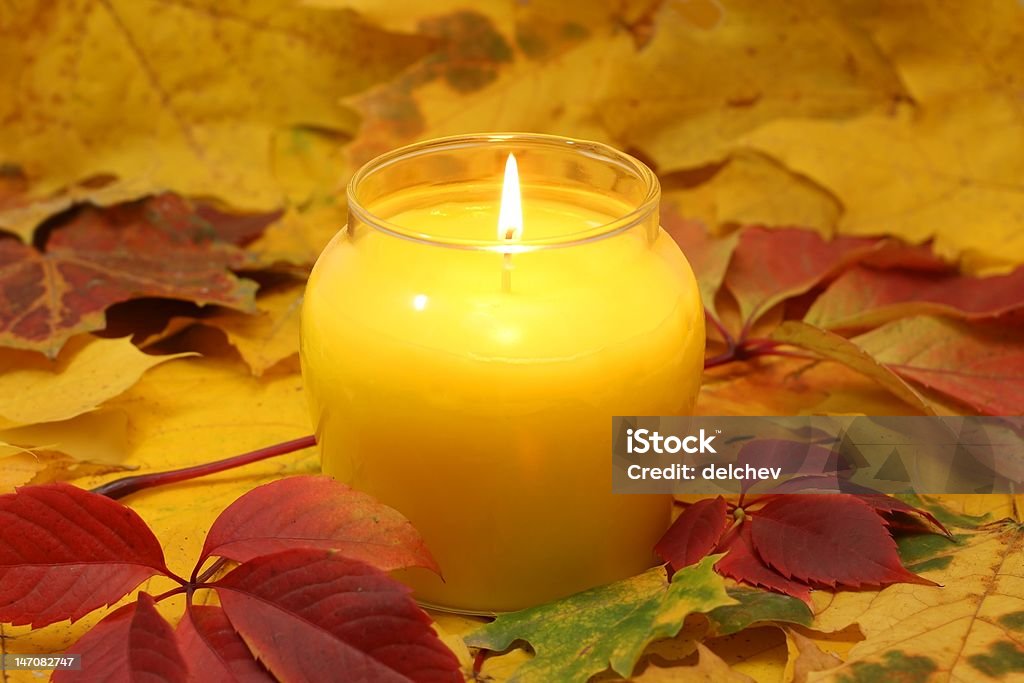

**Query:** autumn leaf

left=1, top=478, right=461, bottom=681
left=0, top=195, right=267, bottom=357
left=0, top=335, right=188, bottom=428
left=655, top=496, right=730, bottom=572
left=466, top=558, right=734, bottom=682
left=199, top=475, right=439, bottom=573
left=52, top=593, right=187, bottom=683
left=720, top=228, right=880, bottom=334
left=853, top=316, right=1024, bottom=415
left=0, top=1, right=435, bottom=224
left=175, top=605, right=275, bottom=682
left=805, top=264, right=1024, bottom=332
left=810, top=522, right=1024, bottom=682
left=707, top=588, right=813, bottom=637
left=214, top=549, right=461, bottom=682
left=0, top=483, right=170, bottom=628
left=203, top=282, right=304, bottom=377
left=748, top=495, right=934, bottom=590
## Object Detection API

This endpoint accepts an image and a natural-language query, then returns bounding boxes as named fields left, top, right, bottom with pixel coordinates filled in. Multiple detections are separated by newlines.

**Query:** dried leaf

left=723, top=228, right=880, bottom=331
left=715, top=524, right=812, bottom=606
left=0, top=336, right=187, bottom=428
left=0, top=1, right=434, bottom=223
left=0, top=483, right=169, bottom=628
left=805, top=264, right=1024, bottom=331
left=707, top=588, right=813, bottom=637
left=53, top=593, right=187, bottom=683
left=175, top=605, right=274, bottom=683
left=750, top=495, right=934, bottom=589
left=214, top=549, right=462, bottom=683
left=853, top=316, right=1024, bottom=415
left=661, top=208, right=738, bottom=317
left=0, top=195, right=261, bottom=356
left=204, top=283, right=304, bottom=377
left=199, top=475, right=439, bottom=574
left=770, top=321, right=934, bottom=415
left=656, top=496, right=730, bottom=572
left=466, top=558, right=735, bottom=682
left=631, top=643, right=756, bottom=682
left=783, top=628, right=842, bottom=683
left=810, top=524, right=1024, bottom=682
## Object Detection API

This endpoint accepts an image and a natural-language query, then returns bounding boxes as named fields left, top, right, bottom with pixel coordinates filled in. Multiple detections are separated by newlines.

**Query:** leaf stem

left=91, top=435, right=317, bottom=500
left=192, top=556, right=231, bottom=585
left=152, top=586, right=187, bottom=603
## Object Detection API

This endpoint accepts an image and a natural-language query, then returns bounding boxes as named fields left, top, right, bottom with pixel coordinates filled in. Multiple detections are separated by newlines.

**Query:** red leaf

left=724, top=227, right=880, bottom=328
left=199, top=475, right=440, bottom=574
left=0, top=483, right=170, bottom=627
left=714, top=523, right=812, bottom=606
left=0, top=194, right=262, bottom=357
left=806, top=264, right=1024, bottom=331
left=661, top=210, right=738, bottom=317
left=214, top=549, right=462, bottom=683
left=176, top=605, right=273, bottom=683
left=53, top=593, right=187, bottom=683
left=749, top=494, right=935, bottom=589
left=655, top=496, right=729, bottom=571
left=854, top=494, right=952, bottom=539
left=853, top=316, right=1024, bottom=415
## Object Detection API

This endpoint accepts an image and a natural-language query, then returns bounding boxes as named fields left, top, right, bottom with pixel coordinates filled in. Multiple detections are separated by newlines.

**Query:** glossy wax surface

left=301, top=191, right=705, bottom=612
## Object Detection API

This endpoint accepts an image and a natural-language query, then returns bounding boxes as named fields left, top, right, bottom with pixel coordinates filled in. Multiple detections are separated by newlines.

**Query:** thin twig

left=91, top=435, right=317, bottom=500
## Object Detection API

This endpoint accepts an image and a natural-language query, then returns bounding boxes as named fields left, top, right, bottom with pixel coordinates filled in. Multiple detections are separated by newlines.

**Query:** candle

left=301, top=134, right=704, bottom=613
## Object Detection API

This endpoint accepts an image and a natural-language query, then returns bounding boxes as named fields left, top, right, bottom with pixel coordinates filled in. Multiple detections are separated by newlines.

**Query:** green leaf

left=708, top=587, right=813, bottom=636
left=465, top=557, right=734, bottom=682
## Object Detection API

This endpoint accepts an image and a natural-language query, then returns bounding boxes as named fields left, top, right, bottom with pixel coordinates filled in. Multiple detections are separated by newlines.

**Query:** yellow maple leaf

left=0, top=336, right=189, bottom=428
left=0, top=0, right=434, bottom=237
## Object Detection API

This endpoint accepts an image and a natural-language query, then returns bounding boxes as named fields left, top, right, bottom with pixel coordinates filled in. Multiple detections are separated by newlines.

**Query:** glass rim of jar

left=346, top=132, right=661, bottom=252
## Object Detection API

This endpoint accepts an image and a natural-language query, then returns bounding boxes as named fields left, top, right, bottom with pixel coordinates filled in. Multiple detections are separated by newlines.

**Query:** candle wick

left=502, top=229, right=515, bottom=294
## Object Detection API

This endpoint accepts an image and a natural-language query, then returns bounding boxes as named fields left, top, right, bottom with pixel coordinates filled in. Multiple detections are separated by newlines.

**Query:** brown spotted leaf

left=0, top=195, right=262, bottom=357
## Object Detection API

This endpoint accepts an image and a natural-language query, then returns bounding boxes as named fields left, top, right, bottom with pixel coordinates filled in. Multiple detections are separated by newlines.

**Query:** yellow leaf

left=0, top=336, right=189, bottom=428
left=248, top=201, right=345, bottom=268
left=0, top=0, right=434, bottom=231
left=342, top=0, right=903, bottom=171
left=630, top=643, right=756, bottom=682
left=783, top=629, right=842, bottom=683
left=809, top=524, right=1024, bottom=682
left=744, top=100, right=1024, bottom=272
left=663, top=153, right=840, bottom=238
left=0, top=410, right=129, bottom=465
left=205, top=282, right=305, bottom=377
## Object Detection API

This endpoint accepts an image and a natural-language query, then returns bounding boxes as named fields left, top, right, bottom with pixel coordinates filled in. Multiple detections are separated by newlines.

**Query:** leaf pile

left=0, top=477, right=461, bottom=682
left=2, top=1, right=1024, bottom=681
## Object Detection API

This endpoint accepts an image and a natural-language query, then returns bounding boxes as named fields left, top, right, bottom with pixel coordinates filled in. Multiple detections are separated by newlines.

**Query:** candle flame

left=497, top=153, right=523, bottom=243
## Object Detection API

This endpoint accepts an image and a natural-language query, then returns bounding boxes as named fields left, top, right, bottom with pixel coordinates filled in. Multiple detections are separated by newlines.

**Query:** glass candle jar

left=300, top=133, right=705, bottom=613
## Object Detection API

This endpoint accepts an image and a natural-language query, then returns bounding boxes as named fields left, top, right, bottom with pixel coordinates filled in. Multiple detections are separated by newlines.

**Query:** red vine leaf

left=213, top=549, right=462, bottom=683
left=853, top=315, right=1024, bottom=415
left=854, top=494, right=952, bottom=538
left=199, top=475, right=440, bottom=574
left=0, top=194, right=267, bottom=357
left=0, top=483, right=170, bottom=628
left=714, top=523, right=812, bottom=606
left=176, top=605, right=274, bottom=682
left=655, top=496, right=729, bottom=572
left=805, top=263, right=1024, bottom=331
left=724, top=227, right=881, bottom=329
left=749, top=494, right=936, bottom=589
left=662, top=211, right=738, bottom=317
left=53, top=593, right=187, bottom=683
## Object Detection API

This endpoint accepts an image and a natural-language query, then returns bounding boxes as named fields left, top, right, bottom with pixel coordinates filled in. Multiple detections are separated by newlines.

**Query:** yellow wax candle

left=301, top=135, right=704, bottom=613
